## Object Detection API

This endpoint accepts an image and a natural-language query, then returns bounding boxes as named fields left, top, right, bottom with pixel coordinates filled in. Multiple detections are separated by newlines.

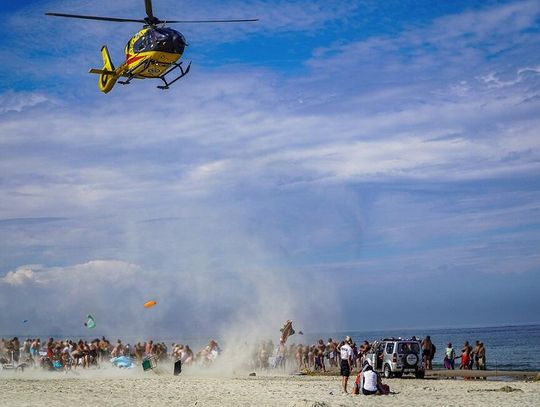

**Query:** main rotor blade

left=45, top=13, right=145, bottom=24
left=163, top=18, right=259, bottom=24
left=145, top=0, right=154, bottom=20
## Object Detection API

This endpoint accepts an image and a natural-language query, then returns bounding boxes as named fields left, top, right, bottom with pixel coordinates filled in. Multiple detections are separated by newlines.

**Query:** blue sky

left=0, top=0, right=539, bottom=339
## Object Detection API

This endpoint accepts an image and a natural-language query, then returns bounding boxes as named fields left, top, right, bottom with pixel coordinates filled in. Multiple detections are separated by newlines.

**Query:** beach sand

left=1, top=369, right=539, bottom=407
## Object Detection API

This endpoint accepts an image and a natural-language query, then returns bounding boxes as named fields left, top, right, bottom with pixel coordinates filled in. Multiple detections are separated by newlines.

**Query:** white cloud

left=0, top=260, right=142, bottom=286
left=1, top=266, right=36, bottom=285
left=480, top=66, right=540, bottom=88
left=0, top=92, right=49, bottom=114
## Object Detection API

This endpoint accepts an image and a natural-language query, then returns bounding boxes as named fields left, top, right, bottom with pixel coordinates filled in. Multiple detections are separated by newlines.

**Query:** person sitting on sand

left=360, top=364, right=390, bottom=395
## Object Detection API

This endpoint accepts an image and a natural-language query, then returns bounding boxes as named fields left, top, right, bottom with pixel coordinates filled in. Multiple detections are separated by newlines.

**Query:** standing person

left=421, top=336, right=433, bottom=370
left=459, top=346, right=471, bottom=373
left=339, top=336, right=354, bottom=393
left=317, top=339, right=326, bottom=372
left=295, top=344, right=304, bottom=370
left=444, top=343, right=455, bottom=369
left=462, top=341, right=473, bottom=369
left=30, top=338, right=39, bottom=360
left=12, top=337, right=21, bottom=363
left=472, top=340, right=481, bottom=370
left=477, top=342, right=486, bottom=371
left=328, top=339, right=337, bottom=368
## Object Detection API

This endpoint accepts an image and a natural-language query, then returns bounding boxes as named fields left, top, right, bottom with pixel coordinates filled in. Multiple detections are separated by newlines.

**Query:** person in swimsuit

left=477, top=342, right=486, bottom=370
left=421, top=336, right=433, bottom=370
left=459, top=347, right=470, bottom=370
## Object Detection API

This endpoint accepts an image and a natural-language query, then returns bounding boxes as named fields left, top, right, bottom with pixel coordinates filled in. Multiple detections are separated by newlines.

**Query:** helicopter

left=46, top=0, right=258, bottom=93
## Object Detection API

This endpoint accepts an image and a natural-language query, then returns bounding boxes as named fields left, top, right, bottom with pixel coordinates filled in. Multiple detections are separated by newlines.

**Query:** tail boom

left=89, top=46, right=120, bottom=93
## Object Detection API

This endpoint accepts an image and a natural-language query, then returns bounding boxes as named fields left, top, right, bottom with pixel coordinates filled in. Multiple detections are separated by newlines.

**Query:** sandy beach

left=1, top=369, right=539, bottom=407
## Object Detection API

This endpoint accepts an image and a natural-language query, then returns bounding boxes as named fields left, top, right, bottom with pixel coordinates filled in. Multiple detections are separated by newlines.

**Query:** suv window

left=386, top=343, right=394, bottom=354
left=397, top=342, right=420, bottom=353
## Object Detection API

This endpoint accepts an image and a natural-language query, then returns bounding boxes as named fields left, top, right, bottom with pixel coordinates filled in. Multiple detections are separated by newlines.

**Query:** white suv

left=363, top=338, right=425, bottom=379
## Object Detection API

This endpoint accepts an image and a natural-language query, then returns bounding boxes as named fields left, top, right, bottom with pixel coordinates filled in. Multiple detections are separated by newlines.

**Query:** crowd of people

left=420, top=336, right=487, bottom=371
left=0, top=336, right=221, bottom=372
left=443, top=340, right=487, bottom=371
left=0, top=332, right=487, bottom=392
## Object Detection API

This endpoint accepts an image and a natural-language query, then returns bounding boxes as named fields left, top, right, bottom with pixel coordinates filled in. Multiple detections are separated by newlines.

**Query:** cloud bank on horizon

left=0, top=0, right=539, bottom=338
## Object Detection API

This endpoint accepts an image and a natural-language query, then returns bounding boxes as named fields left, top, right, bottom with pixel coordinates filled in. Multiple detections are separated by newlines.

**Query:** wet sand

left=1, top=369, right=539, bottom=407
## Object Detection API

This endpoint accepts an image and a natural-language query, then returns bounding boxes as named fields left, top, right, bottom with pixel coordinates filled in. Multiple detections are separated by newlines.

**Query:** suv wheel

left=383, top=364, right=392, bottom=378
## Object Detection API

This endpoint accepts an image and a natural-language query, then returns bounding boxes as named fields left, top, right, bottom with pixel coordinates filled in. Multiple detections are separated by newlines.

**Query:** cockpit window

left=133, top=32, right=154, bottom=53
left=132, top=28, right=186, bottom=54
left=152, top=28, right=186, bottom=53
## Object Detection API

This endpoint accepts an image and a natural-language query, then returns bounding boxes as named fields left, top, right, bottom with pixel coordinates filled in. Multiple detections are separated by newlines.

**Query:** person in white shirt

left=339, top=336, right=353, bottom=393
left=360, top=363, right=390, bottom=395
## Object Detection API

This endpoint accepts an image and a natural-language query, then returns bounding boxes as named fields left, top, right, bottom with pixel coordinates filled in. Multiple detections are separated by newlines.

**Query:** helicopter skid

left=157, top=61, right=191, bottom=90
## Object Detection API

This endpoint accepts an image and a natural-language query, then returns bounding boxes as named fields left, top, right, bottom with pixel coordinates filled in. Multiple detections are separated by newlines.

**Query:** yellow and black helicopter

left=46, top=0, right=257, bottom=93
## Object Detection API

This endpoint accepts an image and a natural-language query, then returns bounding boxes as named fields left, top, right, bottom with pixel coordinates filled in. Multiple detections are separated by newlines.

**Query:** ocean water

left=306, top=324, right=540, bottom=372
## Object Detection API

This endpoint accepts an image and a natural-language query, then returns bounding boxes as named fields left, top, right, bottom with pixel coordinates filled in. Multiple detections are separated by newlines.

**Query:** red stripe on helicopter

left=126, top=54, right=145, bottom=65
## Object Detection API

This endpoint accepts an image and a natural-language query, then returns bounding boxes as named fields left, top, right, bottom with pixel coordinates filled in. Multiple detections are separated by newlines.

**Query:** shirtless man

left=328, top=339, right=337, bottom=368
left=477, top=342, right=486, bottom=370
left=295, top=344, right=304, bottom=370
left=145, top=340, right=153, bottom=356
left=317, top=339, right=326, bottom=372
left=472, top=340, right=483, bottom=370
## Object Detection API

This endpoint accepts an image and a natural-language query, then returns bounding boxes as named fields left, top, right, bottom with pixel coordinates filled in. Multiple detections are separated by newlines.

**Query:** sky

left=0, top=0, right=539, bottom=340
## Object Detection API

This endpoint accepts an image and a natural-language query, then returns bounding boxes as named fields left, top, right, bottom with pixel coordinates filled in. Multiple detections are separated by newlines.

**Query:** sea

left=306, top=323, right=540, bottom=372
